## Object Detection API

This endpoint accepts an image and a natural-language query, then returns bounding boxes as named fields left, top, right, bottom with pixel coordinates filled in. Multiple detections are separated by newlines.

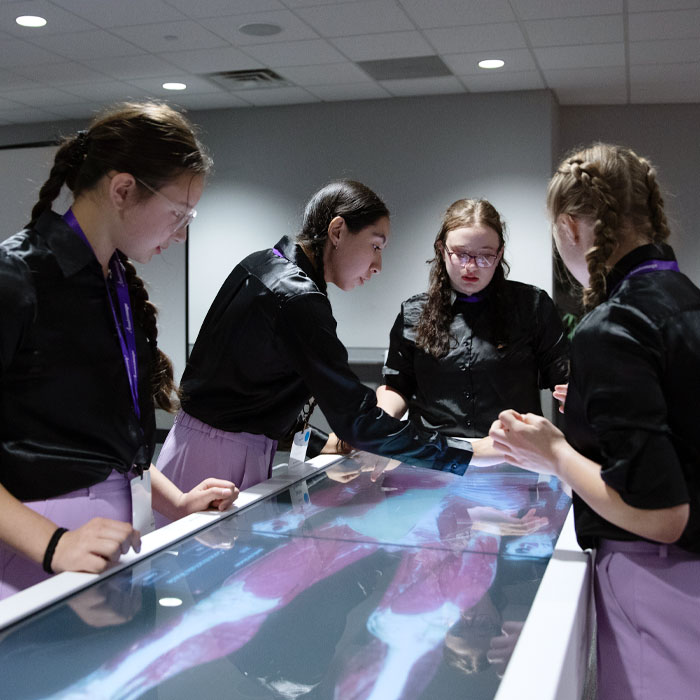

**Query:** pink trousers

left=595, top=538, right=700, bottom=700
left=0, top=471, right=132, bottom=600
left=155, top=411, right=277, bottom=527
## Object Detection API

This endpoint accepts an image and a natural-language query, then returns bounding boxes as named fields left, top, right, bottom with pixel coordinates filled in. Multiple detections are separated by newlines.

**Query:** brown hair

left=416, top=198, right=510, bottom=358
left=30, top=101, right=212, bottom=411
left=547, top=143, right=670, bottom=310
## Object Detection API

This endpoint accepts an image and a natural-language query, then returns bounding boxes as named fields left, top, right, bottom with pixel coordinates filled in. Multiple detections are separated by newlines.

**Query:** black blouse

left=565, top=243, right=700, bottom=553
left=0, top=212, right=156, bottom=501
left=181, top=236, right=473, bottom=475
left=383, top=282, right=570, bottom=438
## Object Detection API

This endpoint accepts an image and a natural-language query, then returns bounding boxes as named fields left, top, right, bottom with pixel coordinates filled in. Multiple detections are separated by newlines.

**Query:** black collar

left=274, top=235, right=327, bottom=294
left=605, top=242, right=676, bottom=299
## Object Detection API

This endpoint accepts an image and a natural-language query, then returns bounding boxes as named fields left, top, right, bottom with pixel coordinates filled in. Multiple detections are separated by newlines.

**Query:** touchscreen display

left=0, top=458, right=570, bottom=699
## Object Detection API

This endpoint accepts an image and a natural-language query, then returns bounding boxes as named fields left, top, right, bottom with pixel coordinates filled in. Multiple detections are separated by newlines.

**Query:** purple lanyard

left=64, top=209, right=141, bottom=420
left=611, top=258, right=680, bottom=296
left=456, top=292, right=485, bottom=303
left=272, top=247, right=285, bottom=259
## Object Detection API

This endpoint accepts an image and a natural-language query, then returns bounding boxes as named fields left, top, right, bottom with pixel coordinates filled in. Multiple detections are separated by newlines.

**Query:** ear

left=327, top=215, right=345, bottom=248
left=558, top=214, right=580, bottom=245
left=108, top=172, right=137, bottom=211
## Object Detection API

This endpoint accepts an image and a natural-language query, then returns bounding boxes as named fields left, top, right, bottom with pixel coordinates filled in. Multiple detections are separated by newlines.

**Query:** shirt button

left=465, top=393, right=471, bottom=399
left=466, top=420, right=471, bottom=427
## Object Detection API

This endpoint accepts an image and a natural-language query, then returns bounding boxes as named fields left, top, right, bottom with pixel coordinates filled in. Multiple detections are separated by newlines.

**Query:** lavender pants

left=0, top=470, right=132, bottom=601
left=155, top=411, right=277, bottom=527
left=595, top=538, right=700, bottom=700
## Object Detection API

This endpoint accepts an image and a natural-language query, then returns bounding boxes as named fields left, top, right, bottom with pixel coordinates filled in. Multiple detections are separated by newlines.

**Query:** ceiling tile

left=460, top=70, right=545, bottom=92
left=48, top=102, right=106, bottom=119
left=380, top=75, right=465, bottom=96
left=111, top=21, right=229, bottom=52
left=82, top=55, right=182, bottom=80
left=162, top=92, right=252, bottom=109
left=628, top=0, right=700, bottom=12
left=534, top=43, right=625, bottom=70
left=278, top=62, right=371, bottom=85
left=243, top=39, right=346, bottom=66
left=510, top=0, right=622, bottom=20
left=329, top=30, right=433, bottom=61
left=523, top=15, right=624, bottom=47
left=12, top=60, right=109, bottom=84
left=443, top=48, right=536, bottom=75
left=0, top=37, right=67, bottom=66
left=628, top=37, right=700, bottom=64
left=628, top=9, right=700, bottom=41
left=631, top=77, right=700, bottom=102
left=399, top=0, right=515, bottom=29
left=2, top=85, right=84, bottom=107
left=0, top=68, right=35, bottom=89
left=295, top=0, right=414, bottom=37
left=231, top=85, right=319, bottom=105
left=50, top=0, right=186, bottom=28
left=26, top=29, right=147, bottom=59
left=306, top=81, right=391, bottom=100
left=631, top=61, right=700, bottom=83
left=425, top=23, right=528, bottom=53
left=167, top=0, right=286, bottom=17
left=200, top=10, right=318, bottom=45
left=62, top=79, right=151, bottom=101
left=0, top=105, right=62, bottom=123
left=158, top=47, right=263, bottom=74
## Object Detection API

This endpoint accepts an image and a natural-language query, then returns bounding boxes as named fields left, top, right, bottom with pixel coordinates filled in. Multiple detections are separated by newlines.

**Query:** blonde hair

left=547, top=143, right=670, bottom=310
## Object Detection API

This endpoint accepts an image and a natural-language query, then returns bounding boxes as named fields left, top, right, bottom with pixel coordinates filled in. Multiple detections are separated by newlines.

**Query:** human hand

left=469, top=507, right=549, bottom=536
left=487, top=620, right=524, bottom=677
left=349, top=451, right=402, bottom=482
left=489, top=410, right=567, bottom=476
left=553, top=383, right=568, bottom=413
left=52, top=517, right=141, bottom=574
left=67, top=580, right=143, bottom=628
left=177, top=478, right=239, bottom=517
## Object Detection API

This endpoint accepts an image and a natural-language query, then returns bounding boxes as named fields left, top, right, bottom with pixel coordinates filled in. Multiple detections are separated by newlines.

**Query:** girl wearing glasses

left=490, top=144, right=700, bottom=700
left=376, top=198, right=569, bottom=439
left=0, top=102, right=237, bottom=599
left=156, top=182, right=501, bottom=514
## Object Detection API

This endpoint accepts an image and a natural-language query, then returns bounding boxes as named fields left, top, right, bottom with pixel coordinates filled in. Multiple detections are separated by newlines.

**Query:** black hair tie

left=42, top=527, right=69, bottom=574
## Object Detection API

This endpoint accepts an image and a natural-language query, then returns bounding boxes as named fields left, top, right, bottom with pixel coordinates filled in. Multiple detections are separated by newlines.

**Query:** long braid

left=119, top=254, right=177, bottom=411
left=568, top=160, right=622, bottom=310
left=640, top=157, right=671, bottom=243
left=28, top=135, right=86, bottom=228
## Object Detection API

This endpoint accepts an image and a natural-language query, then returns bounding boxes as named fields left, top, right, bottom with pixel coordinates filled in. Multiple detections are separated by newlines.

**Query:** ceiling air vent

left=205, top=68, right=290, bottom=91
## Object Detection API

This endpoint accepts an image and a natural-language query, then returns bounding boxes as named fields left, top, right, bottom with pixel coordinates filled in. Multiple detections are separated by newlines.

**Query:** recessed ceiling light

left=478, top=59, right=505, bottom=70
left=16, top=15, right=47, bottom=28
left=239, top=22, right=282, bottom=37
left=158, top=597, right=183, bottom=607
left=163, top=82, right=187, bottom=91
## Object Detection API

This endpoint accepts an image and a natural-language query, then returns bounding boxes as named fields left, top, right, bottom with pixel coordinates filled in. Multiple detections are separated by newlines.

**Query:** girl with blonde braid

left=490, top=143, right=700, bottom=699
left=0, top=102, right=238, bottom=599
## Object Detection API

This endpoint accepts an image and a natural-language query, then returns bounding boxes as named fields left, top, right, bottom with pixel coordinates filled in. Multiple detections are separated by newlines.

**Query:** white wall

left=559, top=104, right=700, bottom=287
left=189, top=90, right=557, bottom=348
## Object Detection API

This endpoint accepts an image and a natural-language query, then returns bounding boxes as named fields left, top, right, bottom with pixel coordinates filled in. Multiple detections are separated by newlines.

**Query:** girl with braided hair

left=0, top=102, right=238, bottom=599
left=157, top=181, right=501, bottom=512
left=490, top=143, right=700, bottom=699
left=376, top=198, right=569, bottom=439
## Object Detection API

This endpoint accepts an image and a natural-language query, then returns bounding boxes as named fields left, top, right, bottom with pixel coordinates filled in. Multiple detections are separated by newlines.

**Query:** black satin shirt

left=383, top=282, right=570, bottom=438
left=565, top=244, right=700, bottom=553
left=181, top=236, right=473, bottom=474
left=0, top=212, right=156, bottom=501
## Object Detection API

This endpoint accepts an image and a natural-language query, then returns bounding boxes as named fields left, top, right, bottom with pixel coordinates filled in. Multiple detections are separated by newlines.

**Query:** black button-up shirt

left=383, top=282, right=570, bottom=438
left=566, top=243, right=700, bottom=553
left=181, top=236, right=473, bottom=474
left=0, top=212, right=155, bottom=501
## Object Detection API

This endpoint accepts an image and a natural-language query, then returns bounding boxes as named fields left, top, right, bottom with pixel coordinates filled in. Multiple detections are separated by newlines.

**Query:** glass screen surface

left=0, top=458, right=570, bottom=699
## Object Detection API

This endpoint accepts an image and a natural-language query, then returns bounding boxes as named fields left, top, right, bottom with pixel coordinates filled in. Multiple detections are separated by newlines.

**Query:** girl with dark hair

left=376, top=198, right=569, bottom=439
left=0, top=102, right=238, bottom=599
left=157, top=181, right=498, bottom=507
left=490, top=144, right=700, bottom=699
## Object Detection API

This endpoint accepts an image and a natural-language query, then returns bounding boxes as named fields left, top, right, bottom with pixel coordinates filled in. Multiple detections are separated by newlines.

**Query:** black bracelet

left=42, top=527, right=68, bottom=574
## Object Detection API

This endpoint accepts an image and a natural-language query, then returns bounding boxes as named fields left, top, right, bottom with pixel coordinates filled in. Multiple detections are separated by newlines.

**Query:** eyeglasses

left=444, top=246, right=498, bottom=268
left=136, top=178, right=197, bottom=232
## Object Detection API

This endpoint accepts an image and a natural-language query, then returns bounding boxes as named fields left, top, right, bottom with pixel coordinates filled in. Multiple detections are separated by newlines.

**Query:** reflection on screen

left=0, top=460, right=569, bottom=699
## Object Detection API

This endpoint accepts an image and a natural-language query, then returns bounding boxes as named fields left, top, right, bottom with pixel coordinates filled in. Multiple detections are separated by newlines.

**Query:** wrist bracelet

left=42, top=527, right=68, bottom=574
